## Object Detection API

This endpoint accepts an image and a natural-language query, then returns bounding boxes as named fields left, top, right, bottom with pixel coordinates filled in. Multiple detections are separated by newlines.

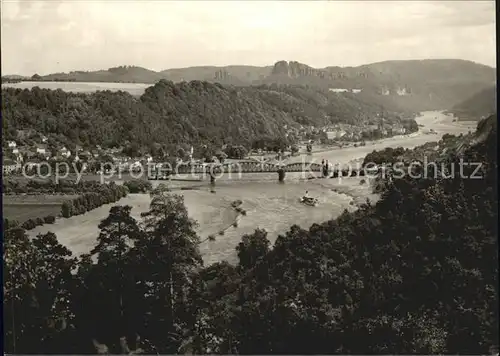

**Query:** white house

left=392, top=127, right=406, bottom=135
left=329, top=88, right=349, bottom=93
left=60, top=147, right=71, bottom=158
left=396, top=87, right=409, bottom=96
left=326, top=129, right=347, bottom=140
left=36, top=144, right=47, bottom=155
left=8, top=141, right=17, bottom=148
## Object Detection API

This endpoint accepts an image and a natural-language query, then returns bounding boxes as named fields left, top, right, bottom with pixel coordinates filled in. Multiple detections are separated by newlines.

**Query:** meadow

left=2, top=81, right=149, bottom=96
left=2, top=194, right=78, bottom=221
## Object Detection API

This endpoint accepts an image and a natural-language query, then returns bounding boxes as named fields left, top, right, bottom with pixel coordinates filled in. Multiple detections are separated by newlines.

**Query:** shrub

left=21, top=219, right=37, bottom=230
left=123, top=180, right=152, bottom=193
left=44, top=215, right=56, bottom=224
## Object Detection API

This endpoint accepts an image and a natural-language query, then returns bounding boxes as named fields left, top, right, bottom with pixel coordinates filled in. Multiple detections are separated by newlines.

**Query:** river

left=28, top=110, right=477, bottom=265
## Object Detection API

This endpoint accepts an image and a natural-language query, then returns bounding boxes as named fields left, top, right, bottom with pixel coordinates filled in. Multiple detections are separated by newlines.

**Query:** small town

left=3, top=120, right=414, bottom=176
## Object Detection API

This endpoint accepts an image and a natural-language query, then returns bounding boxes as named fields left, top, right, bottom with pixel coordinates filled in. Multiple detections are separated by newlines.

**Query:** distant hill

left=15, top=59, right=495, bottom=113
left=34, top=66, right=165, bottom=83
left=2, top=81, right=416, bottom=152
left=2, top=75, right=27, bottom=80
left=161, top=65, right=273, bottom=84
left=446, top=86, right=497, bottom=121
left=1, top=75, right=28, bottom=83
left=261, top=59, right=495, bottom=112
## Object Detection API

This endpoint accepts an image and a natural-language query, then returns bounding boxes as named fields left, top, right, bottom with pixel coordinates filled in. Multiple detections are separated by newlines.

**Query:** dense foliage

left=60, top=183, right=128, bottom=218
left=3, top=216, right=56, bottom=231
left=3, top=115, right=497, bottom=354
left=223, top=145, right=248, bottom=159
left=363, top=133, right=470, bottom=168
left=3, top=178, right=123, bottom=195
left=251, top=84, right=417, bottom=126
left=123, top=180, right=153, bottom=193
left=3, top=180, right=128, bottom=223
left=2, top=81, right=416, bottom=154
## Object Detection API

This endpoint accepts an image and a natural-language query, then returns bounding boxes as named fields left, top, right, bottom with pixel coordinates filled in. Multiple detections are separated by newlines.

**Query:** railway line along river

left=27, top=111, right=477, bottom=265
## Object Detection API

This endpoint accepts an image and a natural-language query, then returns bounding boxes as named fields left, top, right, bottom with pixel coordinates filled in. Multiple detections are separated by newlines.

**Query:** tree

left=136, top=186, right=203, bottom=352
left=4, top=229, right=76, bottom=353
left=236, top=229, right=270, bottom=271
left=215, top=150, right=227, bottom=163
left=177, top=147, right=186, bottom=160
left=77, top=206, right=144, bottom=348
left=224, top=145, right=248, bottom=160
left=91, top=205, right=141, bottom=262
left=123, top=180, right=152, bottom=193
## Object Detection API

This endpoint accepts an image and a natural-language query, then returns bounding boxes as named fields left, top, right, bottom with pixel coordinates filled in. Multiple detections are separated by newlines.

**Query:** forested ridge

left=447, top=85, right=497, bottom=121
left=2, top=80, right=416, bottom=152
left=3, top=114, right=497, bottom=354
left=11, top=59, right=494, bottom=112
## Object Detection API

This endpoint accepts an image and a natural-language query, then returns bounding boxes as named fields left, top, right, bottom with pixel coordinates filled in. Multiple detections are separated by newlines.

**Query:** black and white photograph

left=1, top=0, right=498, bottom=354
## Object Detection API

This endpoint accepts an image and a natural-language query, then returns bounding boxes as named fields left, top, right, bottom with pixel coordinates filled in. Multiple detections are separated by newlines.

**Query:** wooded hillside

left=2, top=80, right=416, bottom=152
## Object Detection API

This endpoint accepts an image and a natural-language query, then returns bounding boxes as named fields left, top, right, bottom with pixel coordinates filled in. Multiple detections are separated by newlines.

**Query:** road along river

left=28, top=111, right=477, bottom=265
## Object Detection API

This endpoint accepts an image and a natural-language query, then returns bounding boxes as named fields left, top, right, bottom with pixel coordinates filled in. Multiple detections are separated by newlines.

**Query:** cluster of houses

left=284, top=121, right=408, bottom=144
left=323, top=123, right=407, bottom=141
left=3, top=138, right=205, bottom=176
left=4, top=139, right=74, bottom=175
left=2, top=139, right=157, bottom=176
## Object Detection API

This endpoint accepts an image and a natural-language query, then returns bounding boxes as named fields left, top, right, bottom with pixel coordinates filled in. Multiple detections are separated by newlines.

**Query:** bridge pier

left=278, top=168, right=285, bottom=182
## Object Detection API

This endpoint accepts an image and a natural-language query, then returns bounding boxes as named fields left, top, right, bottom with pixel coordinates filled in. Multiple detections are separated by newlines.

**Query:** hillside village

left=3, top=119, right=415, bottom=176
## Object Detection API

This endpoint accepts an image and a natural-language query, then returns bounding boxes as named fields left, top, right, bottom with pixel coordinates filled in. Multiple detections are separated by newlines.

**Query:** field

left=2, top=81, right=149, bottom=96
left=3, top=194, right=78, bottom=221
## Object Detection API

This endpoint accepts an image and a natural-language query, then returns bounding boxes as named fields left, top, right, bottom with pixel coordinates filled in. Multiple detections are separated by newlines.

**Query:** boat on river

left=299, top=196, right=319, bottom=207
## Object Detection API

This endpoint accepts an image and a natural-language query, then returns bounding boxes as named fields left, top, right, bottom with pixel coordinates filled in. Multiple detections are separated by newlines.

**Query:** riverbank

left=22, top=111, right=474, bottom=265
left=26, top=180, right=358, bottom=264
left=285, top=111, right=476, bottom=167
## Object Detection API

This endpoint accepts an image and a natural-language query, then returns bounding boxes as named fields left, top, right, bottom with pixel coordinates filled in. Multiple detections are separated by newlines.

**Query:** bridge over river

left=148, top=160, right=370, bottom=180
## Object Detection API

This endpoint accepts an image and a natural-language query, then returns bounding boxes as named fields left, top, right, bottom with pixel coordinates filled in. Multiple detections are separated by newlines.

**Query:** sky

left=1, top=0, right=496, bottom=75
